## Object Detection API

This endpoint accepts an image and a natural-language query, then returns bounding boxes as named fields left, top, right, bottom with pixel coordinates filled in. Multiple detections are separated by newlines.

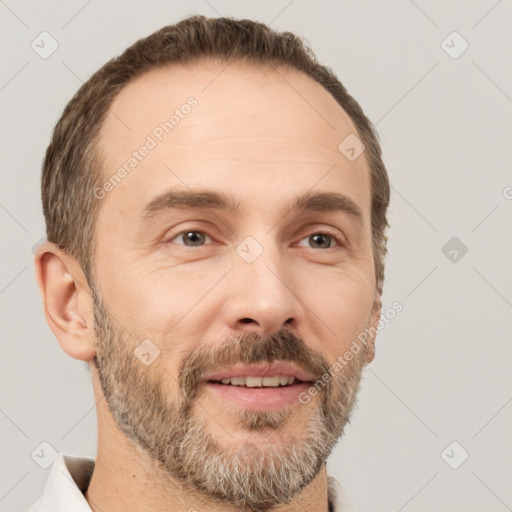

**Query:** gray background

left=1, top=1, right=511, bottom=511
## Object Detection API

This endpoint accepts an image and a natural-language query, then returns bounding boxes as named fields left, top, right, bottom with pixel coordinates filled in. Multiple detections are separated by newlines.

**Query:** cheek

left=300, top=265, right=376, bottom=356
left=99, top=259, right=222, bottom=356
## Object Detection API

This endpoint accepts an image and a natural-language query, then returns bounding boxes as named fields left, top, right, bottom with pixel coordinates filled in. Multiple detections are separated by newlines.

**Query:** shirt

left=28, top=453, right=356, bottom=512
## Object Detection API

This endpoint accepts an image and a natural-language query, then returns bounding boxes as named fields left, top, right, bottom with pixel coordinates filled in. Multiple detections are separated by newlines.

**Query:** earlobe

left=34, top=242, right=95, bottom=361
left=365, top=341, right=376, bottom=364
left=365, top=291, right=382, bottom=365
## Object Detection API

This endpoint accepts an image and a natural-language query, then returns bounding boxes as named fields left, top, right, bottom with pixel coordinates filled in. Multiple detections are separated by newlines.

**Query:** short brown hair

left=42, top=15, right=390, bottom=294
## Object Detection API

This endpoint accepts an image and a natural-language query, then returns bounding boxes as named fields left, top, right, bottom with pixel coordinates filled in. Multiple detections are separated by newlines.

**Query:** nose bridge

left=226, top=233, right=301, bottom=335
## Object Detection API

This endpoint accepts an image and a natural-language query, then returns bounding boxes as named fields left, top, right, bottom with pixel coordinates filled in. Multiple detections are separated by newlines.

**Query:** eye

left=165, top=228, right=345, bottom=250
left=168, top=230, right=213, bottom=247
left=296, top=231, right=345, bottom=250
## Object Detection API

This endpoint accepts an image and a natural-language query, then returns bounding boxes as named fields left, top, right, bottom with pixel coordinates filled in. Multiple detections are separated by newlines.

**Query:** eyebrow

left=140, top=188, right=364, bottom=225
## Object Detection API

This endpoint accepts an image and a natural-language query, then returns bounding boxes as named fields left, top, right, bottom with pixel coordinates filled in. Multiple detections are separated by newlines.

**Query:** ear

left=34, top=240, right=95, bottom=361
left=364, top=289, right=382, bottom=365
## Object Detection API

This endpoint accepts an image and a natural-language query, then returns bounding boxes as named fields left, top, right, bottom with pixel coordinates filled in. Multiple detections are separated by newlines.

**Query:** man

left=31, top=14, right=390, bottom=512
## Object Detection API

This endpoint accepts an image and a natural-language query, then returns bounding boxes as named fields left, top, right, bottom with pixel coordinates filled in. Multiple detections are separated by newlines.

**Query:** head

left=35, top=15, right=390, bottom=512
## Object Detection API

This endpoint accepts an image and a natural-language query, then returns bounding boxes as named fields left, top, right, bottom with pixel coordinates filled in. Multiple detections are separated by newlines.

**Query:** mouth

left=203, top=362, right=316, bottom=411
left=207, top=375, right=309, bottom=387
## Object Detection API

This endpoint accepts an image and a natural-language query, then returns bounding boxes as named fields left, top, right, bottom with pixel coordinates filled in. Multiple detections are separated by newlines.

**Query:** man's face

left=90, top=61, right=378, bottom=510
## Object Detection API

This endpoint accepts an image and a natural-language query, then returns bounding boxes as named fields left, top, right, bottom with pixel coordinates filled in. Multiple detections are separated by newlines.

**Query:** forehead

left=101, top=60, right=358, bottom=137
left=95, top=60, right=371, bottom=226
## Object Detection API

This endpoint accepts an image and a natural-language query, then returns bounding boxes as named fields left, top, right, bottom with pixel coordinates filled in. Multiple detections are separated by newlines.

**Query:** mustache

left=179, top=330, right=330, bottom=401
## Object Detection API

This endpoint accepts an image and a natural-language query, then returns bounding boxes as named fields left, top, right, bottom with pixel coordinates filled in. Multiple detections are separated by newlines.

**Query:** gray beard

left=91, top=287, right=367, bottom=512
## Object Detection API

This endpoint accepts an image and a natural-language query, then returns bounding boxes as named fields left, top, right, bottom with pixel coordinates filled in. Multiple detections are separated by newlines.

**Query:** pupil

left=185, top=231, right=204, bottom=246
left=311, top=234, right=330, bottom=248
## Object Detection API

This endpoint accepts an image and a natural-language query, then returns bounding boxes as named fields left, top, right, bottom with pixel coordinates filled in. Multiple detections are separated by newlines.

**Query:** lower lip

left=205, top=382, right=311, bottom=411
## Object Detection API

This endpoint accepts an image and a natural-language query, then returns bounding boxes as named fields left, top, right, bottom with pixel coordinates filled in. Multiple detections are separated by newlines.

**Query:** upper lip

left=204, top=362, right=315, bottom=383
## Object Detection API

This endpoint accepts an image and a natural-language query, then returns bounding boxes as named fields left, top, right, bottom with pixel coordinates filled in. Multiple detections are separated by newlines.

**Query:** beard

left=90, top=286, right=369, bottom=512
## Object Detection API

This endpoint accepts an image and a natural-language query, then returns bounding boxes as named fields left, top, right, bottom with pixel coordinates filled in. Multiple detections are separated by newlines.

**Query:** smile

left=209, top=375, right=301, bottom=387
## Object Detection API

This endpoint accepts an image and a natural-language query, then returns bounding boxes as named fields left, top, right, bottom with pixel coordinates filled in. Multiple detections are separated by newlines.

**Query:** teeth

left=262, top=376, right=280, bottom=387
left=246, top=376, right=262, bottom=387
left=216, top=376, right=297, bottom=387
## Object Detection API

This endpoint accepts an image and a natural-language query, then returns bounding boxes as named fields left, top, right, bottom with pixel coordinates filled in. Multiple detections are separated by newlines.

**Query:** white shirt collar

left=29, top=453, right=355, bottom=512
left=327, top=474, right=356, bottom=512
left=28, top=454, right=94, bottom=512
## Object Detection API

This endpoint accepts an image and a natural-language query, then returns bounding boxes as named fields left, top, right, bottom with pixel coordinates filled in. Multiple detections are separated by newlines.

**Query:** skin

left=34, top=60, right=382, bottom=512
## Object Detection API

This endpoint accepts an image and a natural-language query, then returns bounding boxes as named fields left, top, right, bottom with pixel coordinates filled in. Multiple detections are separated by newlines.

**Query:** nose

left=222, top=244, right=302, bottom=337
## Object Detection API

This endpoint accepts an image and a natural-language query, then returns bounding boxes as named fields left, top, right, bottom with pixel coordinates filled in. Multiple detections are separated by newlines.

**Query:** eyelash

left=166, top=228, right=346, bottom=250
